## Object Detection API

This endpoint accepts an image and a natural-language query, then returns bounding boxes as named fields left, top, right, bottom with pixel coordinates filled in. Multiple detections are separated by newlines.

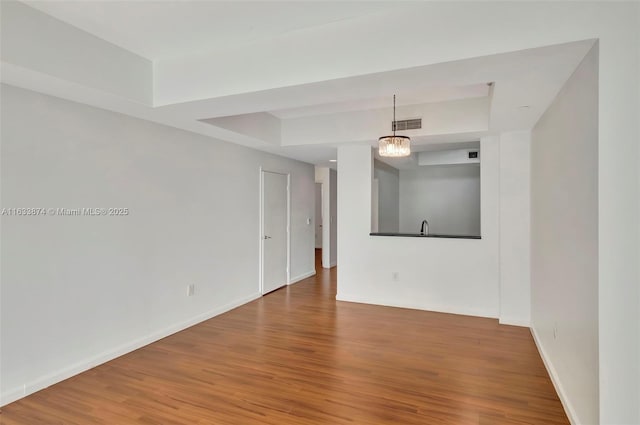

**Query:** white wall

left=531, top=47, right=599, bottom=425
left=373, top=160, right=399, bottom=233
left=417, top=149, right=480, bottom=166
left=498, top=131, right=530, bottom=327
left=0, top=85, right=315, bottom=405
left=595, top=13, right=640, bottom=424
left=337, top=138, right=499, bottom=318
left=399, top=164, right=480, bottom=236
left=1, top=1, right=152, bottom=104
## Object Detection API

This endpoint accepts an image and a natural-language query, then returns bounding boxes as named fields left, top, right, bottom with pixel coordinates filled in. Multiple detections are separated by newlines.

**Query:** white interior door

left=261, top=171, right=288, bottom=294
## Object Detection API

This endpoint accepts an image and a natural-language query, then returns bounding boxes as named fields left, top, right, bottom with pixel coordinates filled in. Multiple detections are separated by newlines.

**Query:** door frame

left=259, top=167, right=291, bottom=294
left=315, top=182, right=323, bottom=250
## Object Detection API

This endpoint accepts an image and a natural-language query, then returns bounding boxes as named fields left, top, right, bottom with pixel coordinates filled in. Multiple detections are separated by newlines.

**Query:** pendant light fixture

left=378, top=95, right=410, bottom=157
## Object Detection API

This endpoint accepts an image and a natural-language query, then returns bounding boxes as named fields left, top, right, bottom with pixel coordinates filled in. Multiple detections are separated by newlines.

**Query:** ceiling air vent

left=392, top=118, right=422, bottom=131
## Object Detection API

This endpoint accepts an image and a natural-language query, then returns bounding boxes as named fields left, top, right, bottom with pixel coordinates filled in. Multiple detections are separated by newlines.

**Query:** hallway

left=1, top=251, right=567, bottom=424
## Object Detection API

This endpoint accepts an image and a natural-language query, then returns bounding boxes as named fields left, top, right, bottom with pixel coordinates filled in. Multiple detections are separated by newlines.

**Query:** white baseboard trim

left=335, top=292, right=498, bottom=320
left=498, top=316, right=531, bottom=327
left=329, top=261, right=337, bottom=268
left=0, top=292, right=262, bottom=407
left=289, top=270, right=316, bottom=285
left=530, top=326, right=578, bottom=425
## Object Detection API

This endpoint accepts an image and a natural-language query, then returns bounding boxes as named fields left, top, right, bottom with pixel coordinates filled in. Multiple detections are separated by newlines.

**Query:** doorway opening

left=315, top=182, right=323, bottom=265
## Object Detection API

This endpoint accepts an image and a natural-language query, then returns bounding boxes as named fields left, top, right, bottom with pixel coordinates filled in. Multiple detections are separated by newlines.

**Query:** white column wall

left=337, top=138, right=500, bottom=318
left=498, top=131, right=531, bottom=327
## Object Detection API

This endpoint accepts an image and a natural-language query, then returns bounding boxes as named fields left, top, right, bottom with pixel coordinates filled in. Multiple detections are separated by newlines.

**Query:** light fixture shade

left=378, top=135, right=411, bottom=157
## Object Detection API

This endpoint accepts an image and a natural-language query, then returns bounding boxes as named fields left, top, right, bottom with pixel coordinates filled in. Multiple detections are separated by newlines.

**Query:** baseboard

left=498, top=316, right=531, bottom=327
left=530, top=327, right=578, bottom=425
left=289, top=270, right=315, bottom=285
left=321, top=260, right=337, bottom=269
left=0, top=292, right=261, bottom=407
left=335, top=292, right=497, bottom=320
left=0, top=388, right=24, bottom=409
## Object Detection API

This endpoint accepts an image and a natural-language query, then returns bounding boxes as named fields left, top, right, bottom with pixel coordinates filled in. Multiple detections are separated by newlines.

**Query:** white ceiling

left=24, top=1, right=402, bottom=60
left=270, top=83, right=490, bottom=119
left=2, top=2, right=595, bottom=167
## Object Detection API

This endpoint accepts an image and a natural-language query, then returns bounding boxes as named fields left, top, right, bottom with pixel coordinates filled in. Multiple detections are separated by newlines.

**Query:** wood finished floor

left=1, top=251, right=568, bottom=425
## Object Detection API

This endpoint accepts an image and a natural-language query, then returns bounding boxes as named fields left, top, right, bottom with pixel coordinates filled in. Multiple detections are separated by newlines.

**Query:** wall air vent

left=392, top=118, right=422, bottom=131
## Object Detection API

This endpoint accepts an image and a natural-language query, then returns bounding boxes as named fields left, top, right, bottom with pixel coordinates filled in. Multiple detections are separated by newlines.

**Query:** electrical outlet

left=392, top=272, right=399, bottom=282
left=187, top=284, right=195, bottom=297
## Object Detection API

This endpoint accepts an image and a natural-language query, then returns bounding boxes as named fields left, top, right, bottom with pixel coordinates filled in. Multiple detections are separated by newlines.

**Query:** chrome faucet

left=420, top=219, right=429, bottom=236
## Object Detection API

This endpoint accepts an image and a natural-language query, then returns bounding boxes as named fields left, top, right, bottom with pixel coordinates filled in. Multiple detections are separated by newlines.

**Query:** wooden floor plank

left=1, top=252, right=568, bottom=424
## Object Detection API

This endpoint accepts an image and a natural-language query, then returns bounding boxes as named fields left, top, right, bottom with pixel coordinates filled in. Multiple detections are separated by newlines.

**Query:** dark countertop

left=370, top=232, right=481, bottom=240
